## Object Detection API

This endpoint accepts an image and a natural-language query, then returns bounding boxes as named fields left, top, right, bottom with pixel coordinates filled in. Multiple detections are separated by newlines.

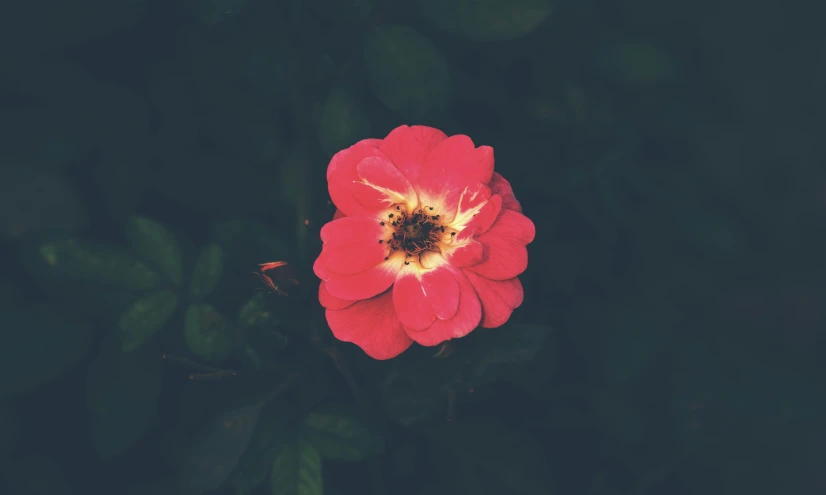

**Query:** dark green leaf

left=364, top=25, right=452, bottom=121
left=317, top=84, right=372, bottom=157
left=3, top=454, right=73, bottom=495
left=301, top=402, right=384, bottom=462
left=239, top=292, right=278, bottom=328
left=184, top=304, right=234, bottom=362
left=416, top=0, right=551, bottom=41
left=179, top=402, right=265, bottom=494
left=86, top=337, right=164, bottom=461
left=230, top=402, right=292, bottom=495
left=118, top=289, right=179, bottom=352
left=190, top=244, right=224, bottom=299
left=425, top=418, right=554, bottom=495
left=0, top=403, right=20, bottom=460
left=271, top=438, right=323, bottom=495
left=0, top=304, right=96, bottom=399
left=125, top=216, right=184, bottom=286
left=26, top=238, right=160, bottom=291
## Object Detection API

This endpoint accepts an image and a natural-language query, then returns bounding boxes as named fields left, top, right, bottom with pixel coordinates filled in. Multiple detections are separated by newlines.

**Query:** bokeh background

left=0, top=1, right=822, bottom=494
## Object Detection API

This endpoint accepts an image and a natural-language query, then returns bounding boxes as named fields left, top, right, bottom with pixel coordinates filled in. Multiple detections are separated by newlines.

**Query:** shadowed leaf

left=119, top=290, right=179, bottom=352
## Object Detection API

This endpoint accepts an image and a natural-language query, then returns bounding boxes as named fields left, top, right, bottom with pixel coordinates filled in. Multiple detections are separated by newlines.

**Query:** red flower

left=314, top=125, right=535, bottom=359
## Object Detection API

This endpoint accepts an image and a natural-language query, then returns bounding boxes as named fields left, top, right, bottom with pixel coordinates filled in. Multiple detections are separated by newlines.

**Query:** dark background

left=0, top=1, right=822, bottom=494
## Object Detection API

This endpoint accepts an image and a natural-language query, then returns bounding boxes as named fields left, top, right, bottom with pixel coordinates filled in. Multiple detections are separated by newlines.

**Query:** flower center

left=378, top=205, right=455, bottom=265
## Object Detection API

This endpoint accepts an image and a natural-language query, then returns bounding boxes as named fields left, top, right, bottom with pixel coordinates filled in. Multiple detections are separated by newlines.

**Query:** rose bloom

left=314, top=125, right=535, bottom=359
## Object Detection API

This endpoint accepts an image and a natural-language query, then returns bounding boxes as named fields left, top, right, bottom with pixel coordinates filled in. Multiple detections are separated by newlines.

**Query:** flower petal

left=444, top=239, right=484, bottom=267
left=320, top=216, right=383, bottom=244
left=403, top=268, right=481, bottom=347
left=466, top=209, right=536, bottom=280
left=325, top=289, right=413, bottom=360
left=313, top=248, right=332, bottom=280
left=324, top=255, right=405, bottom=300
left=327, top=139, right=395, bottom=216
left=379, top=125, right=447, bottom=187
left=420, top=135, right=494, bottom=194
left=488, top=172, right=522, bottom=212
left=356, top=156, right=417, bottom=208
left=323, top=241, right=387, bottom=275
left=319, top=281, right=357, bottom=310
left=392, top=264, right=460, bottom=331
left=456, top=194, right=502, bottom=240
left=332, top=209, right=346, bottom=220
left=464, top=271, right=524, bottom=328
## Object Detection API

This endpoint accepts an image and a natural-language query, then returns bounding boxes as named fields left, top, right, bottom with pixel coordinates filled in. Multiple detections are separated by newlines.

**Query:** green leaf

left=230, top=403, right=292, bottom=495
left=118, top=289, right=179, bottom=352
left=190, top=243, right=223, bottom=299
left=0, top=403, right=21, bottom=460
left=317, top=84, right=372, bottom=157
left=425, top=418, right=554, bottom=495
left=179, top=402, right=266, bottom=494
left=596, top=42, right=676, bottom=85
left=27, top=238, right=160, bottom=291
left=301, top=403, right=384, bottom=462
left=86, top=337, right=164, bottom=461
left=239, top=292, right=278, bottom=328
left=364, top=25, right=452, bottom=121
left=271, top=438, right=323, bottom=495
left=3, top=454, right=73, bottom=495
left=184, top=304, right=234, bottom=362
left=125, top=216, right=184, bottom=286
left=416, top=0, right=551, bottom=41
left=0, top=304, right=96, bottom=399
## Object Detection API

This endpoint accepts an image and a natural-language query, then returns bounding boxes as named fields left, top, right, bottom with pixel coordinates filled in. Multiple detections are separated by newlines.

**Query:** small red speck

left=468, top=388, right=474, bottom=393
left=304, top=219, right=310, bottom=226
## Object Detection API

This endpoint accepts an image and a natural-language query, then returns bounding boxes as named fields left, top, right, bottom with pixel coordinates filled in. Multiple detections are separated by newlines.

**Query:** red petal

left=356, top=156, right=417, bottom=206
left=466, top=209, right=535, bottom=280
left=320, top=216, right=383, bottom=244
left=324, top=255, right=404, bottom=300
left=327, top=139, right=394, bottom=216
left=313, top=248, right=332, bottom=280
left=456, top=194, right=502, bottom=240
left=421, top=135, right=494, bottom=189
left=332, top=209, right=345, bottom=220
left=379, top=125, right=447, bottom=187
left=464, top=271, right=524, bottom=328
left=403, top=268, right=481, bottom=347
left=392, top=265, right=460, bottom=331
left=392, top=272, right=436, bottom=331
left=324, top=242, right=386, bottom=275
left=489, top=172, right=522, bottom=212
left=319, top=281, right=357, bottom=310
left=325, top=290, right=413, bottom=360
left=444, top=239, right=483, bottom=267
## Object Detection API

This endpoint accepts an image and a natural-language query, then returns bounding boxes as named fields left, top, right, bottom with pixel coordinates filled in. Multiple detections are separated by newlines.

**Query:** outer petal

left=379, top=125, right=447, bottom=187
left=313, top=248, right=332, bottom=280
left=325, top=289, right=413, bottom=360
left=403, top=268, right=481, bottom=347
left=356, top=156, right=418, bottom=209
left=489, top=172, right=522, bottom=212
left=320, top=216, right=383, bottom=244
left=420, top=135, right=494, bottom=192
left=466, top=209, right=536, bottom=280
left=327, top=140, right=404, bottom=216
left=392, top=265, right=460, bottom=331
left=464, top=271, right=524, bottom=328
left=319, top=281, right=357, bottom=310
left=456, top=194, right=502, bottom=241
left=324, top=255, right=405, bottom=300
left=333, top=209, right=345, bottom=220
left=318, top=216, right=387, bottom=275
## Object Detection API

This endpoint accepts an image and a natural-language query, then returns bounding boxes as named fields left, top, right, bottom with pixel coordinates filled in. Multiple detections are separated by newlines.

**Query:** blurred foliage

left=0, top=0, right=820, bottom=495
